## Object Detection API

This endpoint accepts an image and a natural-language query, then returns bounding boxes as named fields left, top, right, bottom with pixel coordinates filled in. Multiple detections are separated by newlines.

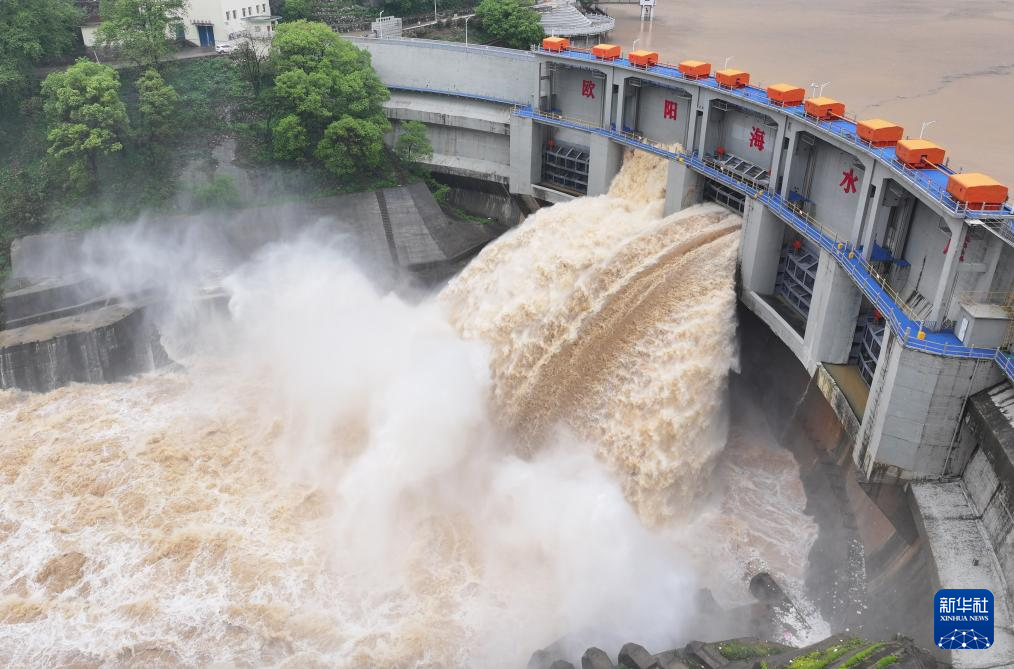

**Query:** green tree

left=97, top=0, right=188, bottom=69
left=394, top=120, right=432, bottom=164
left=268, top=21, right=390, bottom=171
left=272, top=113, right=309, bottom=160
left=0, top=0, right=82, bottom=104
left=315, top=116, right=385, bottom=179
left=41, top=59, right=129, bottom=190
left=475, top=0, right=543, bottom=50
left=136, top=68, right=179, bottom=143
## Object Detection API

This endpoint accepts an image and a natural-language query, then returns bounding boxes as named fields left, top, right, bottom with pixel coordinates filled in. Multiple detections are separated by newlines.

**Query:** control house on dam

left=354, top=36, right=1014, bottom=661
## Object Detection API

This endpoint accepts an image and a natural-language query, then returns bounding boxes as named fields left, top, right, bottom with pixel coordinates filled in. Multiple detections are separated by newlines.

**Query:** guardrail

left=532, top=48, right=1014, bottom=224
left=516, top=105, right=1014, bottom=383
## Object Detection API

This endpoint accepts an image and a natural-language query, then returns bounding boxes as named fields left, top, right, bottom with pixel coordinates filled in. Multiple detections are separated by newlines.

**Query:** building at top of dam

left=350, top=36, right=1014, bottom=667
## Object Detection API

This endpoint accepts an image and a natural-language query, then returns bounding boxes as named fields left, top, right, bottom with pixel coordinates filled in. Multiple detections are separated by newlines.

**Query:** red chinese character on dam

left=663, top=99, right=678, bottom=120
left=749, top=126, right=765, bottom=151
left=581, top=80, right=596, bottom=98
left=840, top=168, right=858, bottom=193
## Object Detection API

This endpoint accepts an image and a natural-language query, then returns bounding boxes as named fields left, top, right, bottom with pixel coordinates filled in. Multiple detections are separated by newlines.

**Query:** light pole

left=724, top=56, right=733, bottom=69
left=632, top=38, right=640, bottom=52
left=920, top=120, right=936, bottom=138
left=434, top=0, right=438, bottom=23
left=465, top=14, right=472, bottom=44
left=817, top=81, right=831, bottom=96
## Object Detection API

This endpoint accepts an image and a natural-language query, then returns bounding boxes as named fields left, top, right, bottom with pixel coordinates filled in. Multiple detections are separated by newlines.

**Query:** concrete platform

left=911, top=481, right=1014, bottom=669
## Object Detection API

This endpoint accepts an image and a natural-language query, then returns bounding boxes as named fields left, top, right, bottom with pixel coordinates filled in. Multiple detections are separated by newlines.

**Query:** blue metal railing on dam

left=516, top=105, right=1014, bottom=383
left=535, top=48, right=1014, bottom=222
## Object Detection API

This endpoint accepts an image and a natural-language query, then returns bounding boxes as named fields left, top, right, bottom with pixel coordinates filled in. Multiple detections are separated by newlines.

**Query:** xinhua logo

left=935, top=589, right=994, bottom=650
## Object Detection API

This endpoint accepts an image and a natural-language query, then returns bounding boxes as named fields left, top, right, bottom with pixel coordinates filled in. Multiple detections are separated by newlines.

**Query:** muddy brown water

left=609, top=0, right=1014, bottom=186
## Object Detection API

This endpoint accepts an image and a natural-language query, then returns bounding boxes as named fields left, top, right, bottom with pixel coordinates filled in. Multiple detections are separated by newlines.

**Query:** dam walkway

left=513, top=104, right=1014, bottom=385
left=537, top=47, right=1014, bottom=230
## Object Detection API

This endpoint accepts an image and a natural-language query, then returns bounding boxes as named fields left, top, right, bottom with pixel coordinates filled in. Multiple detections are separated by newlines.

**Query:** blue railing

left=534, top=48, right=1014, bottom=222
left=517, top=105, right=1014, bottom=383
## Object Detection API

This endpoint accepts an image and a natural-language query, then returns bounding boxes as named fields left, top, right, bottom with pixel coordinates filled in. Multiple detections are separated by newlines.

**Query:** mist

left=0, top=151, right=826, bottom=666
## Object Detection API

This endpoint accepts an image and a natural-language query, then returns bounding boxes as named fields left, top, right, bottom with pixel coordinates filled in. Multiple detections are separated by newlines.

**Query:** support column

left=694, top=93, right=711, bottom=155
left=739, top=203, right=784, bottom=294
left=855, top=340, right=1001, bottom=478
left=662, top=160, right=703, bottom=215
left=929, top=219, right=965, bottom=328
left=803, top=250, right=863, bottom=365
left=857, top=167, right=887, bottom=254
left=614, top=73, right=627, bottom=133
left=508, top=115, right=537, bottom=196
left=586, top=134, right=623, bottom=196
left=973, top=235, right=1005, bottom=294
left=601, top=68, right=615, bottom=130
left=779, top=129, right=799, bottom=200
left=848, top=157, right=876, bottom=247
left=767, top=117, right=788, bottom=193
left=685, top=87, right=703, bottom=154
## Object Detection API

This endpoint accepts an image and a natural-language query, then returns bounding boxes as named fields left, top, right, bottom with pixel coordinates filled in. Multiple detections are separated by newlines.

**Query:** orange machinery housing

left=628, top=50, right=659, bottom=67
left=857, top=119, right=904, bottom=147
left=678, top=60, right=711, bottom=79
left=542, top=37, right=569, bottom=52
left=946, top=173, right=1009, bottom=210
left=804, top=96, right=845, bottom=120
left=715, top=68, right=749, bottom=88
left=895, top=139, right=946, bottom=168
left=592, top=43, right=621, bottom=60
left=767, top=83, right=805, bottom=107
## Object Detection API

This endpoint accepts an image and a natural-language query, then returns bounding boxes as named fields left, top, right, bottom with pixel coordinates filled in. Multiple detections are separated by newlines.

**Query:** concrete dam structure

left=357, top=37, right=1014, bottom=666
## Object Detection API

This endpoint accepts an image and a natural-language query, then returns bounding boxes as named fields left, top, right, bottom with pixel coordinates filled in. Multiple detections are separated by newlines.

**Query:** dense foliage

left=268, top=21, right=390, bottom=178
left=41, top=59, right=129, bottom=191
left=97, top=0, right=188, bottom=69
left=136, top=68, right=180, bottom=143
left=475, top=0, right=543, bottom=50
left=0, top=0, right=82, bottom=105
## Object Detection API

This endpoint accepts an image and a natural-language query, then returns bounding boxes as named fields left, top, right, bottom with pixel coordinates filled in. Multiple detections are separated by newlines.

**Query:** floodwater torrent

left=0, top=151, right=825, bottom=667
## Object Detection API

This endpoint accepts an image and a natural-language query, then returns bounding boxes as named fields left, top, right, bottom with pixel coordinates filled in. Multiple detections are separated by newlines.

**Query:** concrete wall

left=351, top=38, right=537, bottom=105
left=552, top=66, right=607, bottom=126
left=790, top=134, right=865, bottom=240
left=631, top=83, right=692, bottom=149
left=856, top=337, right=1002, bottom=479
left=960, top=386, right=1014, bottom=594
left=390, top=121, right=511, bottom=184
left=704, top=105, right=777, bottom=171
left=897, top=200, right=950, bottom=312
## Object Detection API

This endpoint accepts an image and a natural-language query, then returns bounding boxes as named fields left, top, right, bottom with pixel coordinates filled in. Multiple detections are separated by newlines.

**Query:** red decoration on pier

left=840, top=168, right=858, bottom=194
left=663, top=99, right=678, bottom=120
left=749, top=126, right=765, bottom=151
left=581, top=80, right=596, bottom=98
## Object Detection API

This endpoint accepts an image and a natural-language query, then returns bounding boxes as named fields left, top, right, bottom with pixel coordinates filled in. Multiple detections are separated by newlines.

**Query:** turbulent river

left=0, top=151, right=824, bottom=667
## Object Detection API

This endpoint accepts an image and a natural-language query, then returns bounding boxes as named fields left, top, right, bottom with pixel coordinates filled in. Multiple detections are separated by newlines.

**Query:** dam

left=0, top=32, right=1012, bottom=669
left=354, top=36, right=1014, bottom=666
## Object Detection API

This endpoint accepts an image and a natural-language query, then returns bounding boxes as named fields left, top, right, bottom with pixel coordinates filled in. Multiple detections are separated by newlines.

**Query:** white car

left=215, top=41, right=238, bottom=54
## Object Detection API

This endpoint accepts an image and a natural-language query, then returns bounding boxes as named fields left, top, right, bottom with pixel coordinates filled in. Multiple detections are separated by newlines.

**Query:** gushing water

left=0, top=151, right=821, bottom=666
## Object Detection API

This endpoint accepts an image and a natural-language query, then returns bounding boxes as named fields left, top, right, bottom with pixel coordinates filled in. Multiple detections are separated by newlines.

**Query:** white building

left=81, top=0, right=279, bottom=48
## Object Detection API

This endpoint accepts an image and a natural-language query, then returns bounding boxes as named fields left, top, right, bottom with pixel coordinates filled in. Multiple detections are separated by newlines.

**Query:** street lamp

left=465, top=14, right=473, bottom=44
left=724, top=56, right=733, bottom=69
left=632, top=38, right=640, bottom=51
left=920, top=120, right=936, bottom=138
